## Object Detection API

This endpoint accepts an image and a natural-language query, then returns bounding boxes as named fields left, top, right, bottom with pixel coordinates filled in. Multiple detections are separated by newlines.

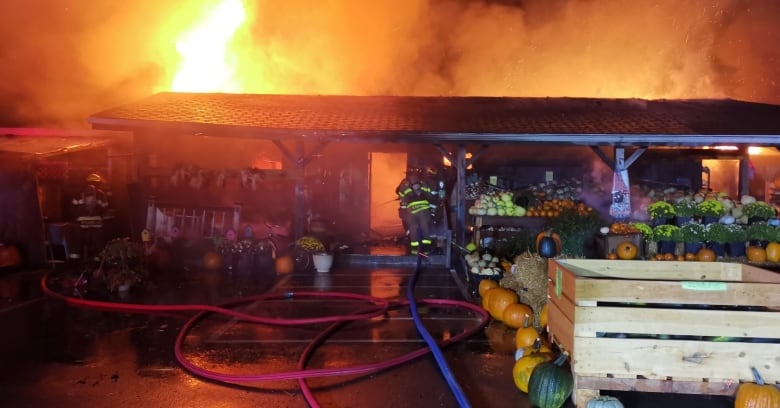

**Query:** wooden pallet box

left=546, top=259, right=780, bottom=407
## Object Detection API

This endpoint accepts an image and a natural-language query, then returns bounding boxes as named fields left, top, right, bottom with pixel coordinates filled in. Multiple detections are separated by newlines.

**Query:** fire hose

left=40, top=265, right=488, bottom=408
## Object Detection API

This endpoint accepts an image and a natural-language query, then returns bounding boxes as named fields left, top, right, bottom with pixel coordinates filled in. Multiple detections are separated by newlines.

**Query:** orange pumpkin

left=696, top=248, right=716, bottom=262
left=275, top=255, right=295, bottom=274
left=747, top=246, right=768, bottom=263
left=662, top=252, right=675, bottom=261
left=478, top=279, right=499, bottom=297
left=684, top=252, right=696, bottom=261
left=606, top=252, right=618, bottom=260
left=513, top=352, right=553, bottom=393
left=515, top=316, right=540, bottom=349
left=487, top=288, right=518, bottom=320
left=735, top=367, right=780, bottom=408
left=502, top=303, right=534, bottom=329
left=765, top=242, right=780, bottom=263
left=615, top=241, right=638, bottom=260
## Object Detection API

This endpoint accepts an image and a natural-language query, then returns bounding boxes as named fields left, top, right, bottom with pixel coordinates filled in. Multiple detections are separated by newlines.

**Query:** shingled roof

left=88, top=93, right=780, bottom=146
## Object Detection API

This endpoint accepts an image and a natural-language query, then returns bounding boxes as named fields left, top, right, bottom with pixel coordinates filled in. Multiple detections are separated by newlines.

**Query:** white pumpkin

left=586, top=395, right=624, bottom=408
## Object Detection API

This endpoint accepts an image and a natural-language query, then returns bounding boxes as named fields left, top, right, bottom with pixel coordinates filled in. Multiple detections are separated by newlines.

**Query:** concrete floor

left=0, top=251, right=735, bottom=408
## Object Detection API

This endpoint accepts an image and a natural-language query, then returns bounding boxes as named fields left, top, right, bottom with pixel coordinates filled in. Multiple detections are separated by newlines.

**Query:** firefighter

left=396, top=167, right=435, bottom=255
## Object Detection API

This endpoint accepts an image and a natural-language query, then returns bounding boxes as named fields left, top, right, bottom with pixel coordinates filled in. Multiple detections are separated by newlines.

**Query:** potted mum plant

left=696, top=199, right=726, bottom=224
left=673, top=200, right=697, bottom=225
left=647, top=201, right=675, bottom=226
left=95, top=238, right=149, bottom=293
left=704, top=222, right=729, bottom=256
left=652, top=224, right=680, bottom=254
left=746, top=222, right=775, bottom=247
left=743, top=201, right=776, bottom=223
left=678, top=222, right=705, bottom=254
left=295, top=236, right=333, bottom=272
left=724, top=224, right=747, bottom=257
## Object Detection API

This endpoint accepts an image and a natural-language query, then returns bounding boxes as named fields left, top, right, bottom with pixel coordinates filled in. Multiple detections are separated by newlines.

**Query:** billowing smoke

left=1, top=0, right=779, bottom=127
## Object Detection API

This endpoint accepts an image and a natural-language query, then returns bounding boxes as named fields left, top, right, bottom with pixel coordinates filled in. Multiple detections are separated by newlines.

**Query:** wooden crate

left=547, top=259, right=780, bottom=407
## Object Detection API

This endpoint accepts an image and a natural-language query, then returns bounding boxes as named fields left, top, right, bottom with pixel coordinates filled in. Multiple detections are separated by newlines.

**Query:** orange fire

left=171, top=0, right=247, bottom=92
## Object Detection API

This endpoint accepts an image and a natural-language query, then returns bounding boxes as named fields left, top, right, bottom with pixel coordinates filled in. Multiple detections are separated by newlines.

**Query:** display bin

left=593, top=233, right=644, bottom=259
left=546, top=259, right=780, bottom=407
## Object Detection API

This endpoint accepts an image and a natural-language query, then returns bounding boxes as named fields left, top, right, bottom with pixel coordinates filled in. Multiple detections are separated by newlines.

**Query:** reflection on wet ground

left=0, top=256, right=734, bottom=408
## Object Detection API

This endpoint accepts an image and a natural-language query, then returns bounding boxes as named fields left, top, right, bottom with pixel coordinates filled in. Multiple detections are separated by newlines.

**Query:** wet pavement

left=0, top=252, right=735, bottom=408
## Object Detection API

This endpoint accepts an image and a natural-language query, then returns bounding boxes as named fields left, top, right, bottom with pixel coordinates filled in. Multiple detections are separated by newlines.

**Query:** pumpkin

left=512, top=352, right=553, bottom=393
left=0, top=243, right=21, bottom=269
left=696, top=247, right=716, bottom=262
left=734, top=366, right=780, bottom=408
left=684, top=252, right=696, bottom=261
left=606, top=252, right=618, bottom=260
left=502, top=303, right=533, bottom=329
left=747, top=246, right=768, bottom=263
left=478, top=279, right=499, bottom=297
left=765, top=242, right=780, bottom=263
left=275, top=255, right=295, bottom=274
left=487, top=288, right=518, bottom=320
left=515, top=316, right=540, bottom=349
left=202, top=251, right=222, bottom=270
left=536, top=230, right=561, bottom=258
left=615, top=241, right=638, bottom=260
left=586, top=395, right=624, bottom=408
left=528, top=353, right=574, bottom=408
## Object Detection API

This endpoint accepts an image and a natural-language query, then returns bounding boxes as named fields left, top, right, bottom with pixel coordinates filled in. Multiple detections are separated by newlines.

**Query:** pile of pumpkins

left=478, top=279, right=575, bottom=408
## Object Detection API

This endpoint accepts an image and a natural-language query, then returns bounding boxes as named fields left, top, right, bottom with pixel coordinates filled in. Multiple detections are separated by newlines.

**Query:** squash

left=512, top=352, right=553, bottom=393
left=765, top=242, right=780, bottom=263
left=735, top=367, right=780, bottom=408
left=695, top=248, right=716, bottom=262
left=615, top=241, right=638, bottom=260
left=536, top=230, right=561, bottom=258
left=502, top=303, right=533, bottom=329
left=747, top=246, right=768, bottom=263
left=586, top=395, right=624, bottom=408
left=275, top=255, right=295, bottom=274
left=528, top=353, right=574, bottom=408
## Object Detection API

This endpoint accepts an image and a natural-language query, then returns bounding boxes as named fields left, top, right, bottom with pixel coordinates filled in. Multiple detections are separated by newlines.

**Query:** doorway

left=369, top=152, right=407, bottom=239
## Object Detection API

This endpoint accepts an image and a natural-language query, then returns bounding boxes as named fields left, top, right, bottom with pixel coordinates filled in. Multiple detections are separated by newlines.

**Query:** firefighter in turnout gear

left=396, top=167, right=435, bottom=255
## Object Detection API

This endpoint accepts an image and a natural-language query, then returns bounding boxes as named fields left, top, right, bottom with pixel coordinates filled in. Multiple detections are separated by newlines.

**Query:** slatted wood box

left=547, top=259, right=780, bottom=407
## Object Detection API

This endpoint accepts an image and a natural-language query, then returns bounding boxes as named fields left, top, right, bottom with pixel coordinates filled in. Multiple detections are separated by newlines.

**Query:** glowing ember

left=172, top=0, right=246, bottom=92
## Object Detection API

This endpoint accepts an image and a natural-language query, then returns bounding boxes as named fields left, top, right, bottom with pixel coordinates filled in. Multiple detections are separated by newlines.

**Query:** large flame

left=171, top=0, right=246, bottom=92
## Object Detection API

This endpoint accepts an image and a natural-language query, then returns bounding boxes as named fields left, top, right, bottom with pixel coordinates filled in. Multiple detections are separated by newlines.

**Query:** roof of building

left=88, top=93, right=780, bottom=146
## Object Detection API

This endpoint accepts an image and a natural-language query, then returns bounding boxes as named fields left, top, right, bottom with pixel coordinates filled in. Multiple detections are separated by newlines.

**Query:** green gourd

left=527, top=353, right=573, bottom=408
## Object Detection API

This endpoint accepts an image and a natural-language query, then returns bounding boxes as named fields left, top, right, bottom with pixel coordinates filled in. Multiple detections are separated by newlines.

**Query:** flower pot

left=726, top=241, right=746, bottom=257
left=312, top=253, right=334, bottom=273
left=651, top=217, right=670, bottom=227
left=658, top=240, right=676, bottom=254
left=707, top=242, right=726, bottom=257
left=701, top=216, right=719, bottom=225
left=675, top=216, right=693, bottom=226
left=684, top=242, right=703, bottom=255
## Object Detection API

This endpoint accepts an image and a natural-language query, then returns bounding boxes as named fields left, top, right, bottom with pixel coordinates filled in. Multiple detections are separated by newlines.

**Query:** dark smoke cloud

left=0, top=0, right=778, bottom=127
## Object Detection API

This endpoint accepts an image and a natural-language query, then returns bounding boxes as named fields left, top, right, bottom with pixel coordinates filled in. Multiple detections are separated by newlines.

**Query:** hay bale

left=500, top=251, right=548, bottom=330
